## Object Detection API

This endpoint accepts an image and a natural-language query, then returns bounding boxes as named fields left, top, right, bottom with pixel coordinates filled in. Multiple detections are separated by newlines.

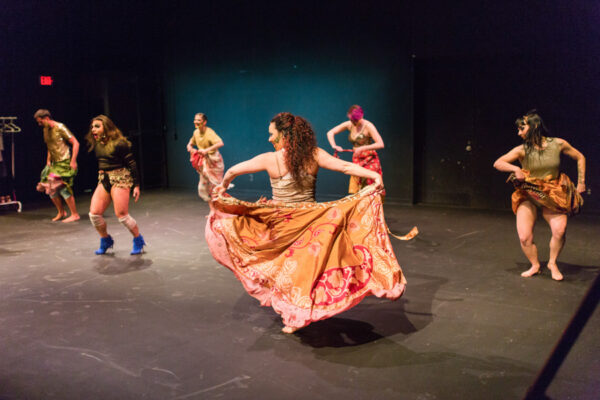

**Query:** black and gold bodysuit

left=94, top=139, right=140, bottom=192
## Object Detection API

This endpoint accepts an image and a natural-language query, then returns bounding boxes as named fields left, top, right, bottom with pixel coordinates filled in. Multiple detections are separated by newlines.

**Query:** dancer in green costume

left=34, top=109, right=81, bottom=222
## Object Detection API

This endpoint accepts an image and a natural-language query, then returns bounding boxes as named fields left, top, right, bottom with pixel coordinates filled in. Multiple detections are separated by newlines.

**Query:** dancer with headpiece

left=493, top=110, right=586, bottom=281
left=206, top=112, right=414, bottom=333
left=327, top=105, right=386, bottom=197
left=34, top=109, right=81, bottom=222
left=86, top=115, right=146, bottom=255
left=186, top=113, right=225, bottom=201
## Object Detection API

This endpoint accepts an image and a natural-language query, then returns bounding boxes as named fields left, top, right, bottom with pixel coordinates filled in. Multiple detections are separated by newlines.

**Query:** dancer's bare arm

left=559, top=138, right=586, bottom=193
left=186, top=136, right=196, bottom=153
left=493, top=145, right=525, bottom=179
left=68, top=136, right=79, bottom=170
left=354, top=121, right=384, bottom=155
left=326, top=121, right=351, bottom=152
left=214, top=153, right=271, bottom=196
left=316, top=148, right=382, bottom=189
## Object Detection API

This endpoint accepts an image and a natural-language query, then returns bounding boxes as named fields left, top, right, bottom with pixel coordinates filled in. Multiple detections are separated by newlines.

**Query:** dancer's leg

left=516, top=201, right=541, bottom=277
left=112, top=186, right=139, bottom=237
left=112, top=186, right=145, bottom=254
left=89, top=184, right=112, bottom=237
left=282, top=326, right=299, bottom=334
left=62, top=190, right=81, bottom=222
left=542, top=208, right=567, bottom=281
left=50, top=195, right=66, bottom=221
left=198, top=173, right=210, bottom=201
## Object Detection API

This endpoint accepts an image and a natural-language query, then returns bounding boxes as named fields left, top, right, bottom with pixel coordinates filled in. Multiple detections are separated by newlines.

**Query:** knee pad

left=89, top=213, right=105, bottom=227
left=118, top=214, right=137, bottom=231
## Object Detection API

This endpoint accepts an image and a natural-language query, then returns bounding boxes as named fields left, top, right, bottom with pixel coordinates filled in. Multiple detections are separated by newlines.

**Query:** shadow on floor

left=92, top=255, right=153, bottom=275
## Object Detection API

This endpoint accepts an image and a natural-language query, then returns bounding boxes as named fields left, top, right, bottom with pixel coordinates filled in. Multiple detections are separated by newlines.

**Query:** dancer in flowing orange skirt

left=206, top=112, right=413, bottom=333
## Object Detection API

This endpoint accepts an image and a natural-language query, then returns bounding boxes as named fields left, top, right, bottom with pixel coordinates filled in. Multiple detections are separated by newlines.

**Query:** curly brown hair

left=85, top=115, right=131, bottom=153
left=270, top=112, right=317, bottom=187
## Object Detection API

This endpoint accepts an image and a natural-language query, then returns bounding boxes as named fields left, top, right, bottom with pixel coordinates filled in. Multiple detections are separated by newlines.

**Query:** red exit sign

left=40, top=76, right=53, bottom=86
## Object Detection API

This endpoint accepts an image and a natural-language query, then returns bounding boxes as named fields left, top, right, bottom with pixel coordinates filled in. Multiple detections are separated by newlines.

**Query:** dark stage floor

left=1, top=189, right=598, bottom=400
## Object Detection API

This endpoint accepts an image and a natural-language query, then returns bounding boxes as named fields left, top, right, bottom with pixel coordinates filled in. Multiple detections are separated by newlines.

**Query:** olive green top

left=521, top=137, right=560, bottom=179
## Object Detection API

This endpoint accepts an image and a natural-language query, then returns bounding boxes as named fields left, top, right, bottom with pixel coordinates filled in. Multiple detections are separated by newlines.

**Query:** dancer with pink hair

left=327, top=105, right=386, bottom=198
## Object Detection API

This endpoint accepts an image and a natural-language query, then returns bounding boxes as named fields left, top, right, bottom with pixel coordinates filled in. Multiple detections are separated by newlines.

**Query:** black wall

left=0, top=1, right=167, bottom=202
left=410, top=1, right=600, bottom=211
left=414, top=54, right=599, bottom=211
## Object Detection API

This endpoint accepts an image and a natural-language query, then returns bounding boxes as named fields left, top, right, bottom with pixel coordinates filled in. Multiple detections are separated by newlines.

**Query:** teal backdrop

left=163, top=51, right=413, bottom=202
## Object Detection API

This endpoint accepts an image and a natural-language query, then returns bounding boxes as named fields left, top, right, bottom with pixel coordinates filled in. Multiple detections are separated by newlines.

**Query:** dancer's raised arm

left=326, top=121, right=351, bottom=152
left=493, top=145, right=525, bottom=179
left=214, top=153, right=271, bottom=196
left=315, top=148, right=382, bottom=189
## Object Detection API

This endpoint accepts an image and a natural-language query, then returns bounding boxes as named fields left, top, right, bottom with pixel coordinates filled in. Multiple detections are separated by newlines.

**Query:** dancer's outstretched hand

left=212, top=184, right=226, bottom=198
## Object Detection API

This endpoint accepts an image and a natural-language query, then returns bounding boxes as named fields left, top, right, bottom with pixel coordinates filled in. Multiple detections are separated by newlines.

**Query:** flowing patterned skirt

left=36, top=160, right=77, bottom=196
left=205, top=185, right=407, bottom=330
left=349, top=150, right=385, bottom=196
left=509, top=171, right=583, bottom=216
left=191, top=151, right=224, bottom=201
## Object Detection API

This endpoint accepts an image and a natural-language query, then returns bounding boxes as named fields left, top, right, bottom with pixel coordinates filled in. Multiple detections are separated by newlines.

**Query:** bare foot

left=62, top=214, right=81, bottom=223
left=521, top=264, right=541, bottom=277
left=52, top=211, right=67, bottom=221
left=282, top=326, right=299, bottom=334
left=547, top=263, right=564, bottom=281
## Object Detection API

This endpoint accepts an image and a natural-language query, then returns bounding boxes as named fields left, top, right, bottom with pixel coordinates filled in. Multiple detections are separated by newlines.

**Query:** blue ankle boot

left=131, top=234, right=146, bottom=255
left=95, top=235, right=114, bottom=255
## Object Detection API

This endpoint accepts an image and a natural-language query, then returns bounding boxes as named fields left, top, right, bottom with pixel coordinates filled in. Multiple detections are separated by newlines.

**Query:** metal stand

left=0, top=116, right=23, bottom=212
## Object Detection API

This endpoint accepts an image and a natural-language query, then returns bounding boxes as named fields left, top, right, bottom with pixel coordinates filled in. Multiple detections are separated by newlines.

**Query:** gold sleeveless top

left=521, top=137, right=561, bottom=179
left=270, top=173, right=316, bottom=203
left=348, top=123, right=372, bottom=147
left=270, top=153, right=316, bottom=202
